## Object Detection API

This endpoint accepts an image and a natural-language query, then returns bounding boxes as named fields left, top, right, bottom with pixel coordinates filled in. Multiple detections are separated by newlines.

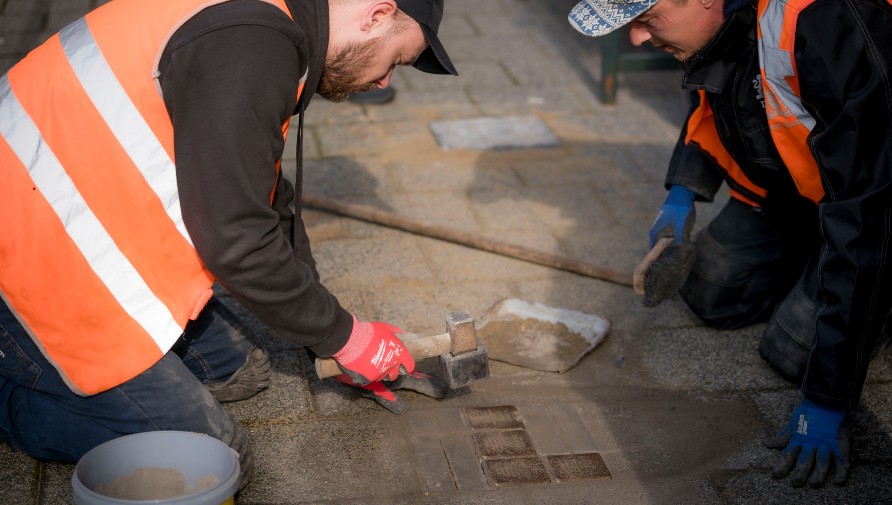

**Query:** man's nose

left=628, top=22, right=653, bottom=46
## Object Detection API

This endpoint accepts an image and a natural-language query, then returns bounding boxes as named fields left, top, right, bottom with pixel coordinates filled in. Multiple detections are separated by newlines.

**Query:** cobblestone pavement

left=2, top=0, right=891, bottom=504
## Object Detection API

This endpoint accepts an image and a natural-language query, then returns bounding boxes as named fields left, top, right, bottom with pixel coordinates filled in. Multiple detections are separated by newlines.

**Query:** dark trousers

left=679, top=197, right=825, bottom=382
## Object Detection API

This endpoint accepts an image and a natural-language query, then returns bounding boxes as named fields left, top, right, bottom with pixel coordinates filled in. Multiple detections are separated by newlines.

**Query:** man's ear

left=360, top=0, right=398, bottom=34
left=699, top=0, right=720, bottom=9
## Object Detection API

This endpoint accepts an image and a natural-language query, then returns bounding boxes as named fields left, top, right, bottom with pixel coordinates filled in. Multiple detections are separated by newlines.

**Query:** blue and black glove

left=649, top=185, right=697, bottom=249
left=763, top=397, right=850, bottom=488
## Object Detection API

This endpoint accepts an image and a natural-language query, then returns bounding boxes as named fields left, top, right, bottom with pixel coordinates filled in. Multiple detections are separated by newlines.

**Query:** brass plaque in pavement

left=484, top=457, right=551, bottom=487
left=464, top=405, right=525, bottom=430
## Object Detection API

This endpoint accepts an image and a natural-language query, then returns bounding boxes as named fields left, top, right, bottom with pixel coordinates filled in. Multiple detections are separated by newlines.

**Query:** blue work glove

left=763, top=397, right=850, bottom=488
left=649, top=185, right=696, bottom=248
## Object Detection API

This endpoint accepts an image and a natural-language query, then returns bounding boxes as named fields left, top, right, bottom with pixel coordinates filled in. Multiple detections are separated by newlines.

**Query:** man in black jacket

left=0, top=0, right=456, bottom=491
left=569, top=0, right=892, bottom=489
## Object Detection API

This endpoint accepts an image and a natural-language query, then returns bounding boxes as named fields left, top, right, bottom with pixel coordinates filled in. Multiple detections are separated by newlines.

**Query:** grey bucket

left=72, top=431, right=239, bottom=505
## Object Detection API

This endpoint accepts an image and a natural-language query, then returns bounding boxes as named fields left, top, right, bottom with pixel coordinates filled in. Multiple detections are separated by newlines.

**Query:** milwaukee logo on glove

left=371, top=340, right=402, bottom=371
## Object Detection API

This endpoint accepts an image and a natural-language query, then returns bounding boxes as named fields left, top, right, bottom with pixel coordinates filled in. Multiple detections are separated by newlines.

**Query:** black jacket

left=667, top=0, right=892, bottom=408
left=158, top=0, right=353, bottom=357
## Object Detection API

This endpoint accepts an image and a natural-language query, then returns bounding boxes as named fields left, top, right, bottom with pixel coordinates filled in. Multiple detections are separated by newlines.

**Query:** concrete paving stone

left=430, top=115, right=560, bottom=152
left=441, top=432, right=489, bottom=491
left=0, top=441, right=38, bottom=504
left=470, top=83, right=602, bottom=117
left=640, top=325, right=792, bottom=392
left=484, top=456, right=551, bottom=487
left=361, top=189, right=483, bottom=232
left=544, top=403, right=600, bottom=454
left=38, top=462, right=77, bottom=505
left=310, top=235, right=436, bottom=286
left=423, top=239, right=557, bottom=284
left=237, top=420, right=420, bottom=504
left=516, top=404, right=572, bottom=455
left=314, top=120, right=439, bottom=158
left=363, top=88, right=482, bottom=123
left=467, top=188, right=553, bottom=230
left=410, top=434, right=456, bottom=492
left=547, top=108, right=680, bottom=145
left=501, top=144, right=631, bottom=188
left=408, top=407, right=467, bottom=435
left=547, top=453, right=612, bottom=481
left=388, top=152, right=525, bottom=193
left=302, top=97, right=369, bottom=127
left=301, top=155, right=396, bottom=197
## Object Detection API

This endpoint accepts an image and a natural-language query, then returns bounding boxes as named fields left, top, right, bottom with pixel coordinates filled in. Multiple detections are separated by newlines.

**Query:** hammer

left=314, top=312, right=490, bottom=389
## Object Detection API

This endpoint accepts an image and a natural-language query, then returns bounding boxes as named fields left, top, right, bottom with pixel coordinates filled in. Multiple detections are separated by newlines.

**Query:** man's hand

left=763, top=397, right=850, bottom=488
left=649, top=185, right=697, bottom=248
left=332, top=316, right=415, bottom=385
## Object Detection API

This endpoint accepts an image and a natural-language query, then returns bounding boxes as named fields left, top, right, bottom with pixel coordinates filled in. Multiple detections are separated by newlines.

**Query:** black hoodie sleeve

left=158, top=1, right=352, bottom=356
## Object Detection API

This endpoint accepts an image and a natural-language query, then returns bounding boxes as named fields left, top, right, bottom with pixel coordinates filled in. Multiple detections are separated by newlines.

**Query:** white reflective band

left=59, top=17, right=194, bottom=246
left=758, top=1, right=816, bottom=131
left=0, top=75, right=183, bottom=352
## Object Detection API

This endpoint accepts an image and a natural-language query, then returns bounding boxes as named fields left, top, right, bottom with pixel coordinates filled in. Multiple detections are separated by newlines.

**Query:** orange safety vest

left=685, top=0, right=827, bottom=206
left=0, top=0, right=302, bottom=395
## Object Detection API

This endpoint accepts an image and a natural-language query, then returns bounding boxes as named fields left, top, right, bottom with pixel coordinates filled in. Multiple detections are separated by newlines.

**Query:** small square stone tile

left=547, top=453, right=612, bottom=481
left=473, top=430, right=536, bottom=459
left=484, top=457, right=551, bottom=487
left=465, top=405, right=525, bottom=430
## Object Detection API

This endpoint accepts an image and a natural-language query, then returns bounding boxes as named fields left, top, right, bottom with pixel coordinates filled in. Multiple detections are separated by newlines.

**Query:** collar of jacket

left=681, top=6, right=756, bottom=94
left=288, top=0, right=329, bottom=114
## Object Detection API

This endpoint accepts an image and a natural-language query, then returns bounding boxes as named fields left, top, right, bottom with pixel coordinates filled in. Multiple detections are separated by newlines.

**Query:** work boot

left=205, top=346, right=271, bottom=403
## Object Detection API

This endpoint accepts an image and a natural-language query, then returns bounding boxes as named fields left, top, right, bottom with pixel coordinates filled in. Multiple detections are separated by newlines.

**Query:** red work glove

left=332, top=316, right=415, bottom=385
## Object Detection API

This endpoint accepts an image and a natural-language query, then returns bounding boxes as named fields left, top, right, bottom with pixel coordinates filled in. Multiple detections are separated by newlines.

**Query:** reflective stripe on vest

left=0, top=0, right=299, bottom=395
left=685, top=90, right=769, bottom=207
left=757, top=0, right=825, bottom=203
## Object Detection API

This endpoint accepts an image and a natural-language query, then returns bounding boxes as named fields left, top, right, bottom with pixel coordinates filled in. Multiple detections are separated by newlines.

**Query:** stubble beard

left=318, top=37, right=385, bottom=103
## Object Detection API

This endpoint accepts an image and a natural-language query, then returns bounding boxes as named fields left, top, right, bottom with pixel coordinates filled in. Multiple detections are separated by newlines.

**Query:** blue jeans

left=0, top=294, right=255, bottom=481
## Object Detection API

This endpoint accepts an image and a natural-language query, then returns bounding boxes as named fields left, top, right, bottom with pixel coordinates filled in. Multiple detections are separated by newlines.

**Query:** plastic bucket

left=72, top=431, right=239, bottom=505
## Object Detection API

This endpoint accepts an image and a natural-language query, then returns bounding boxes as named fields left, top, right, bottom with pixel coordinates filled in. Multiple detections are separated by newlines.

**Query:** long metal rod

left=301, top=193, right=633, bottom=288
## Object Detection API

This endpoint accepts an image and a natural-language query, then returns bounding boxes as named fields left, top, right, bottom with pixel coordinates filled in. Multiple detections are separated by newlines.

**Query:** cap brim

left=413, top=25, right=458, bottom=76
left=568, top=0, right=658, bottom=37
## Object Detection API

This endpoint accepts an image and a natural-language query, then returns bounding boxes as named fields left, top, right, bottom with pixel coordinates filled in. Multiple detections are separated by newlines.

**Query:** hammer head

left=439, top=312, right=490, bottom=389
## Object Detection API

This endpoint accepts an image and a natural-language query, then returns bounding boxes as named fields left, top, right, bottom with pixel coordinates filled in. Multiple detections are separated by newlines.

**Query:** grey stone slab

left=440, top=432, right=488, bottom=491
left=547, top=403, right=600, bottom=454
left=314, top=121, right=439, bottom=158
left=301, top=156, right=395, bottom=197
left=363, top=88, right=481, bottom=123
left=410, top=435, right=455, bottom=493
left=516, top=404, right=570, bottom=456
left=388, top=153, right=524, bottom=193
left=430, top=116, right=560, bottom=151
left=408, top=407, right=467, bottom=436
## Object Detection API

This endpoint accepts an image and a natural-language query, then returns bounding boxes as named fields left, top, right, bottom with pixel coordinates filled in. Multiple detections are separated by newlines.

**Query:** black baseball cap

left=395, top=0, right=458, bottom=76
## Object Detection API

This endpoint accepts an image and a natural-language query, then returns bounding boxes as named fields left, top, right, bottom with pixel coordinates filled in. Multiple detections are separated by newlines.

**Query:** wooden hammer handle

left=633, top=237, right=673, bottom=295
left=314, top=332, right=452, bottom=379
